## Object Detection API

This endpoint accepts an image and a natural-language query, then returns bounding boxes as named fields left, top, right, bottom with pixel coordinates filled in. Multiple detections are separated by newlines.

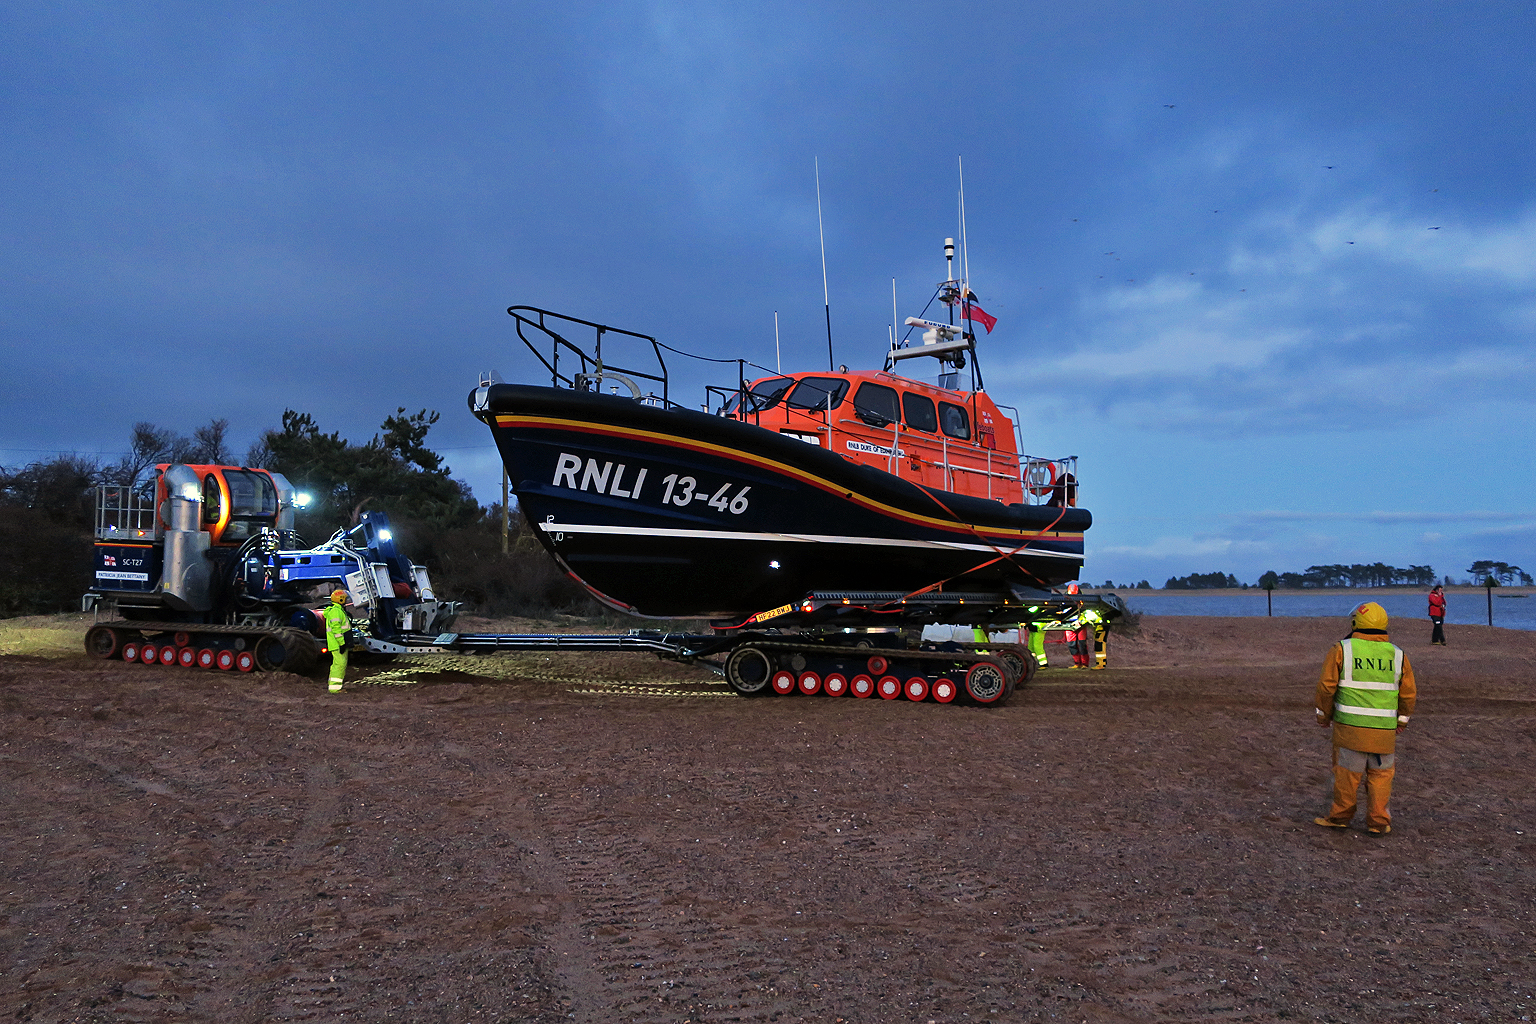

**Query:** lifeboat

left=470, top=251, right=1091, bottom=619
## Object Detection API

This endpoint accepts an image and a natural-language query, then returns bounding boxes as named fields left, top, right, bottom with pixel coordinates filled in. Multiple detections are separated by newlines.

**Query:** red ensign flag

left=963, top=303, right=997, bottom=333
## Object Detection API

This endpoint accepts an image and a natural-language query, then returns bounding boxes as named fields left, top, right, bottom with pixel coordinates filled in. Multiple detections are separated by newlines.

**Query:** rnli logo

left=550, top=452, right=753, bottom=515
left=1352, top=657, right=1394, bottom=673
left=552, top=453, right=648, bottom=499
left=100, top=553, right=145, bottom=567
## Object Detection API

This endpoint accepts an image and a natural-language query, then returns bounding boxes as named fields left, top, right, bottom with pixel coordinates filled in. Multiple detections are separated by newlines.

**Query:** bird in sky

left=1164, top=104, right=1175, bottom=108
left=1428, top=226, right=1441, bottom=230
left=1324, top=165, right=1335, bottom=169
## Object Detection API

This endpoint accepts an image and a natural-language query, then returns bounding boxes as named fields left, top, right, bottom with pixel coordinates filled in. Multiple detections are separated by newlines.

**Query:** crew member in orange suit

left=1313, top=602, right=1417, bottom=834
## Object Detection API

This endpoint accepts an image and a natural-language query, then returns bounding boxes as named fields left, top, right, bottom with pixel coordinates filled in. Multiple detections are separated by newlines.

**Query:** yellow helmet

left=330, top=589, right=350, bottom=604
left=1351, top=601, right=1388, bottom=631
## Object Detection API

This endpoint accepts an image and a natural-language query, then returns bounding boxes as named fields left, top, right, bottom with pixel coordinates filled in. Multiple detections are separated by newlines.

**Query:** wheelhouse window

left=939, top=401, right=971, bottom=440
left=746, top=376, right=794, bottom=412
left=902, top=392, right=938, bottom=433
left=785, top=376, right=849, bottom=412
left=852, top=382, right=899, bottom=426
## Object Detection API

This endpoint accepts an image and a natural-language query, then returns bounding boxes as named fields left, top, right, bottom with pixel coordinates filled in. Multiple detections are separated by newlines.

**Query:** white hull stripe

left=1335, top=703, right=1397, bottom=718
left=539, top=522, right=1080, bottom=559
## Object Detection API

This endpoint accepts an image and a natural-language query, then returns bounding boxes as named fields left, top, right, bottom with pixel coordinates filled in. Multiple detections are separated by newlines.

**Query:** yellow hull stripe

left=493, top=413, right=1083, bottom=543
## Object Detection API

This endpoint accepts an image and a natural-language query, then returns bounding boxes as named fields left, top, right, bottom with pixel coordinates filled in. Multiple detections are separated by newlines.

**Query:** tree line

left=1161, top=561, right=1532, bottom=591
left=0, top=412, right=600, bottom=618
left=1256, top=563, right=1440, bottom=589
left=1464, top=560, right=1532, bottom=586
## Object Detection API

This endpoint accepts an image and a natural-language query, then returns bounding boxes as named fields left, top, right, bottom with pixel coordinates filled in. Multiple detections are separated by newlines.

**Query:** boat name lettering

left=96, top=570, right=150, bottom=582
left=661, top=474, right=752, bottom=514
left=846, top=439, right=904, bottom=458
left=552, top=453, right=648, bottom=501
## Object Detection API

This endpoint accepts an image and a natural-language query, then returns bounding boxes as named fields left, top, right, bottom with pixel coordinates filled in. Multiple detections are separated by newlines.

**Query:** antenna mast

left=816, top=157, right=834, bottom=371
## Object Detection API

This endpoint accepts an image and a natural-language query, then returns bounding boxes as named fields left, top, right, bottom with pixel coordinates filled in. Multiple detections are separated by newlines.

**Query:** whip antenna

left=959, top=155, right=970, bottom=288
left=774, top=310, right=781, bottom=373
left=816, top=157, right=833, bottom=371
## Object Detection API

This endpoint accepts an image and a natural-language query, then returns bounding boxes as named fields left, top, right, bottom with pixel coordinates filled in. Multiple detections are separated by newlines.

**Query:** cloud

left=1326, top=208, right=1536, bottom=286
left=1232, top=510, right=1536, bottom=525
left=1093, top=533, right=1275, bottom=560
left=1464, top=521, right=1536, bottom=540
left=986, top=129, right=1536, bottom=436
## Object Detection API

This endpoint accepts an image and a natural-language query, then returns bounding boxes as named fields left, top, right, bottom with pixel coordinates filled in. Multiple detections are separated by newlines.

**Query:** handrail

left=508, top=306, right=672, bottom=407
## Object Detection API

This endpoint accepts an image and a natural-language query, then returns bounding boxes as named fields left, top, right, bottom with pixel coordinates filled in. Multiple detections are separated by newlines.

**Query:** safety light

left=378, top=529, right=392, bottom=541
left=294, top=492, right=313, bottom=508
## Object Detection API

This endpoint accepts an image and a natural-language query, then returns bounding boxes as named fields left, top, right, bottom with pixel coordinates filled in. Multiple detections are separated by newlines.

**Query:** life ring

left=1025, top=460, right=1058, bottom=497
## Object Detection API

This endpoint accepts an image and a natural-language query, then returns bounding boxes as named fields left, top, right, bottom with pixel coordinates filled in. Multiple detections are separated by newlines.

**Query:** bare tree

left=190, top=418, right=232, bottom=464
left=104, top=422, right=198, bottom=487
left=105, top=423, right=174, bottom=487
left=243, top=434, right=274, bottom=469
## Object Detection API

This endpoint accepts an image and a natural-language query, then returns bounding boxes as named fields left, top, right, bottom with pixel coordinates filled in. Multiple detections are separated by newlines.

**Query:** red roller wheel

left=850, top=674, right=874, bottom=698
left=196, top=648, right=216, bottom=670
left=771, top=670, right=796, bottom=695
left=177, top=646, right=197, bottom=668
left=964, top=661, right=1007, bottom=705
left=904, top=677, right=929, bottom=702
left=173, top=631, right=192, bottom=647
left=216, top=649, right=236, bottom=671
left=866, top=655, right=889, bottom=675
left=797, top=671, right=822, bottom=695
left=823, top=673, right=848, bottom=697
left=122, top=641, right=141, bottom=663
left=159, top=644, right=179, bottom=666
left=141, top=644, right=159, bottom=664
left=931, top=677, right=958, bottom=703
left=85, top=625, right=122, bottom=660
left=235, top=650, right=256, bottom=673
left=877, top=675, right=902, bottom=700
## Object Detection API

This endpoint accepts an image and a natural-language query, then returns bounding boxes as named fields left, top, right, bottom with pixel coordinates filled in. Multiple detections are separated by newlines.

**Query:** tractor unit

left=83, top=463, right=459, bottom=674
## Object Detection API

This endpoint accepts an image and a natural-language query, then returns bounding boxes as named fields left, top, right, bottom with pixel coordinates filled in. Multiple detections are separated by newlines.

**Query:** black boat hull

left=472, top=384, right=1090, bottom=618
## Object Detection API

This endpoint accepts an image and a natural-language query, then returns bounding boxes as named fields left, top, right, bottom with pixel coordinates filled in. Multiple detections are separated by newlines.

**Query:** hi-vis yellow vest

left=1334, top=638, right=1403, bottom=730
left=323, top=603, right=350, bottom=649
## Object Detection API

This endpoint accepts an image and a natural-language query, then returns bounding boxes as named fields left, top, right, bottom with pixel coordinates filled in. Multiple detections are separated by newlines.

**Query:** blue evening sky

left=3, top=2, right=1532, bottom=586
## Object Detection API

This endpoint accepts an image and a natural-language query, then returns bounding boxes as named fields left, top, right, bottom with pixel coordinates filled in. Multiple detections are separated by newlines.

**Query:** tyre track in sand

left=513, top=818, right=803, bottom=1022
left=172, top=760, right=376, bottom=1023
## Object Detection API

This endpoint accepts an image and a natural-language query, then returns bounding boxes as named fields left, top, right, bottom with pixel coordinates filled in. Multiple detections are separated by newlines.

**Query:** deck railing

left=95, top=485, right=159, bottom=541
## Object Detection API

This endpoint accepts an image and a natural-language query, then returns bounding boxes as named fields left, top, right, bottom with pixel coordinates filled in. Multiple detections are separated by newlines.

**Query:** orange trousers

left=1324, top=746, right=1395, bottom=829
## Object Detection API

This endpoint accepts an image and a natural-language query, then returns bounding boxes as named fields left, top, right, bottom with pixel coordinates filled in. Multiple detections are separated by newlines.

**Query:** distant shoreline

left=1089, top=586, right=1535, bottom=598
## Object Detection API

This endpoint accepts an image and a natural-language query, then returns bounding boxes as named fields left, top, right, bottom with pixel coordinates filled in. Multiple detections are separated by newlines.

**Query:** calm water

left=1119, top=591, right=1536, bottom=631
